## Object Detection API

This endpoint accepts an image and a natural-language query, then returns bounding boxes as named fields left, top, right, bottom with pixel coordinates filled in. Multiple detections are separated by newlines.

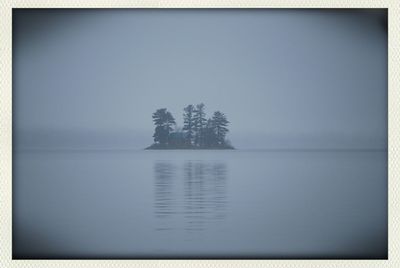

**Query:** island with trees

left=146, top=103, right=234, bottom=149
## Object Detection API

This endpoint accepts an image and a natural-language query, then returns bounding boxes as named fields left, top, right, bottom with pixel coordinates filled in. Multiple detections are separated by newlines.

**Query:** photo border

left=1, top=0, right=399, bottom=267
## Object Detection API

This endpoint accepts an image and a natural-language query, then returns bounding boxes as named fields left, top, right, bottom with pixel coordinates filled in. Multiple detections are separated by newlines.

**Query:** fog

left=13, top=9, right=387, bottom=150
left=12, top=9, right=388, bottom=259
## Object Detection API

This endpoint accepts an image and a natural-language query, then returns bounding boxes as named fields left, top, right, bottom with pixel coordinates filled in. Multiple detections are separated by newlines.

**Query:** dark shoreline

left=145, top=144, right=235, bottom=150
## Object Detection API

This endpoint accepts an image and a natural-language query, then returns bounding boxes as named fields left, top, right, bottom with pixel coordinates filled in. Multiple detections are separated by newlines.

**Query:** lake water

left=13, top=149, right=387, bottom=259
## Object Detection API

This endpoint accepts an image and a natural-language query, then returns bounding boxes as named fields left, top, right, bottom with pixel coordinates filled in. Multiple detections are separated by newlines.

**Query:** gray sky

left=13, top=9, right=387, bottom=149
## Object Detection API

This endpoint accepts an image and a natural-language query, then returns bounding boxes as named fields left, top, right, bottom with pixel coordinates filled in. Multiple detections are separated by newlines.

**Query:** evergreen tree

left=147, top=104, right=233, bottom=149
left=193, top=103, right=207, bottom=146
left=183, top=104, right=195, bottom=145
left=211, top=111, right=229, bottom=145
left=152, top=108, right=176, bottom=145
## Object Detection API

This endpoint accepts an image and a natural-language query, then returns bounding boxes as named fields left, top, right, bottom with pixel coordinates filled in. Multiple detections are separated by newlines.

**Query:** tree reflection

left=153, top=162, right=176, bottom=231
left=153, top=160, right=227, bottom=234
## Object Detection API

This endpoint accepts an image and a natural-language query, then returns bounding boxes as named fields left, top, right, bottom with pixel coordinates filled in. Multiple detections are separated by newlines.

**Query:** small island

left=146, top=103, right=234, bottom=150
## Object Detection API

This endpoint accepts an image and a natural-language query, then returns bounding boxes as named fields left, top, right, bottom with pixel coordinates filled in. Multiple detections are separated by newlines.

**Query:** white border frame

left=1, top=1, right=398, bottom=267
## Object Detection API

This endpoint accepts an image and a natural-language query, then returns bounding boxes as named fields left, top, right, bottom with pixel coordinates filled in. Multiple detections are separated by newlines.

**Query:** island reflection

left=154, top=160, right=228, bottom=234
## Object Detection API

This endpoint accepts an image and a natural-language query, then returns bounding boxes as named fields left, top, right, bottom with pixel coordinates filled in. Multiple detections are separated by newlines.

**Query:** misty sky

left=13, top=9, right=387, bottom=149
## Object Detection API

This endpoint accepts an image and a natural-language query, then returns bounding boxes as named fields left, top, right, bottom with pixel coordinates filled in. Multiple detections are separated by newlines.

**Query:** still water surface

left=13, top=150, right=387, bottom=258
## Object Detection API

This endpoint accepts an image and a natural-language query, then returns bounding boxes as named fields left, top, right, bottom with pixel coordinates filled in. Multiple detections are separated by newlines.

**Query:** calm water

left=13, top=150, right=387, bottom=259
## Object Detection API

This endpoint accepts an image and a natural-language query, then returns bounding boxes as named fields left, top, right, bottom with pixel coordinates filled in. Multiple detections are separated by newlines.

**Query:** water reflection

left=153, top=162, right=177, bottom=231
left=183, top=161, right=227, bottom=232
left=153, top=160, right=227, bottom=233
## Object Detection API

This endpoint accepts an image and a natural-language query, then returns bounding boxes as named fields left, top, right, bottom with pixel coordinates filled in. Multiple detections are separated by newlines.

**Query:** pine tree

left=152, top=108, right=176, bottom=145
left=211, top=111, right=229, bottom=145
left=193, top=103, right=207, bottom=146
left=183, top=104, right=195, bottom=145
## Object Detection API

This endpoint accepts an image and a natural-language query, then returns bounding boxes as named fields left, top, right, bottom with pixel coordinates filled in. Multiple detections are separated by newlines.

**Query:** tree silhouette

left=183, top=105, right=195, bottom=145
left=193, top=103, right=207, bottom=147
left=152, top=108, right=176, bottom=145
left=147, top=104, right=233, bottom=149
left=211, top=111, right=229, bottom=145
